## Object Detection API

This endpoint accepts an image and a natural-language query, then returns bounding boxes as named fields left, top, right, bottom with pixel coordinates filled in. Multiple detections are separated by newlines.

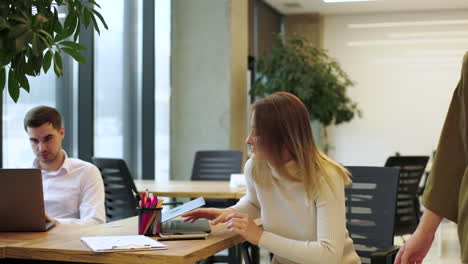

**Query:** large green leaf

left=0, top=67, right=5, bottom=93
left=88, top=0, right=102, bottom=9
left=83, top=8, right=91, bottom=27
left=89, top=8, right=108, bottom=30
left=53, top=7, right=64, bottom=34
left=63, top=11, right=75, bottom=30
left=89, top=12, right=100, bottom=35
left=54, top=19, right=63, bottom=34
left=60, top=41, right=86, bottom=51
left=54, top=30, right=69, bottom=42
left=18, top=73, right=30, bottom=93
left=43, top=49, right=52, bottom=73
left=64, top=12, right=77, bottom=37
left=33, top=53, right=43, bottom=75
left=62, top=47, right=86, bottom=64
left=8, top=69, right=20, bottom=102
left=53, top=52, right=62, bottom=76
left=24, top=55, right=36, bottom=76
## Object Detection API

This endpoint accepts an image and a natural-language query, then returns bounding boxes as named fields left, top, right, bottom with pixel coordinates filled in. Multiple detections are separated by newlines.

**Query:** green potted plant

left=0, top=0, right=108, bottom=102
left=250, top=36, right=361, bottom=153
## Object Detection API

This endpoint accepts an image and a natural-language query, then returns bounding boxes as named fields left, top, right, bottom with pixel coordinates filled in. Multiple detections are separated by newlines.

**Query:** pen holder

left=137, top=207, right=162, bottom=236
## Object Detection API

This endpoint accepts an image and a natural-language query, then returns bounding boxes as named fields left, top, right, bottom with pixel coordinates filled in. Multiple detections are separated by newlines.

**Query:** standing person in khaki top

left=395, top=52, right=468, bottom=264
left=183, top=92, right=360, bottom=264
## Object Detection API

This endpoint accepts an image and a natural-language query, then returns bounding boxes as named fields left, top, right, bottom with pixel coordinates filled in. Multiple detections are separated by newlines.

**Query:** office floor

left=255, top=220, right=462, bottom=264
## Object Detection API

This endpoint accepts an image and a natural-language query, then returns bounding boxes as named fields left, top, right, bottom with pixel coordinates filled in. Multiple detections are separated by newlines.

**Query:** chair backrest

left=191, top=151, right=243, bottom=181
left=345, top=166, right=400, bottom=264
left=92, top=157, right=140, bottom=222
left=384, top=156, right=429, bottom=236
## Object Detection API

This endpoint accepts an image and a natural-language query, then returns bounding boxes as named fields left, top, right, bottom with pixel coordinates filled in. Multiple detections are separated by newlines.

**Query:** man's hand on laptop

left=45, top=213, right=56, bottom=223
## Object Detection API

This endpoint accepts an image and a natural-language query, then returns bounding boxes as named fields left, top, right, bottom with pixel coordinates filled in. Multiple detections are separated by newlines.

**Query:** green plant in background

left=250, top=36, right=361, bottom=153
left=0, top=0, right=108, bottom=102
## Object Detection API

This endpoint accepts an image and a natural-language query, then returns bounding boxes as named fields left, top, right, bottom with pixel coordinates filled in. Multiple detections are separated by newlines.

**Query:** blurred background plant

left=250, top=36, right=361, bottom=153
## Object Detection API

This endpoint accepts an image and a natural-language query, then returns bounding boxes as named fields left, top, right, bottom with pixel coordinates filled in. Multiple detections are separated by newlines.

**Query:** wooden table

left=0, top=221, right=83, bottom=259
left=2, top=217, right=246, bottom=264
left=135, top=180, right=246, bottom=199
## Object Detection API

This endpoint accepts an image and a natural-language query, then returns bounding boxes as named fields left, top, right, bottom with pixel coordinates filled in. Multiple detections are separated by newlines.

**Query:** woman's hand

left=225, top=212, right=263, bottom=245
left=182, top=208, right=235, bottom=225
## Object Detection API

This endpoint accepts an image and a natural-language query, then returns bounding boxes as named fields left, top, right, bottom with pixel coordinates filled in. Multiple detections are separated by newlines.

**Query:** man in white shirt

left=24, top=106, right=106, bottom=225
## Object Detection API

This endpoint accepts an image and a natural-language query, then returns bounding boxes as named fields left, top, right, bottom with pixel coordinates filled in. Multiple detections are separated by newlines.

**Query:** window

left=155, top=0, right=171, bottom=182
left=1, top=0, right=171, bottom=183
left=94, top=0, right=142, bottom=176
left=3, top=73, right=57, bottom=167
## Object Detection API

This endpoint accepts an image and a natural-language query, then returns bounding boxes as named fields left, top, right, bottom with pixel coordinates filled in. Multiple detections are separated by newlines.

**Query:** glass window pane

left=3, top=73, right=57, bottom=167
left=94, top=0, right=142, bottom=179
left=94, top=0, right=125, bottom=159
left=155, top=0, right=171, bottom=182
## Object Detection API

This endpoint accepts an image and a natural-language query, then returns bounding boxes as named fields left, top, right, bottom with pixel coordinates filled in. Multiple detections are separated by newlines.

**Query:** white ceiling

left=264, top=0, right=468, bottom=15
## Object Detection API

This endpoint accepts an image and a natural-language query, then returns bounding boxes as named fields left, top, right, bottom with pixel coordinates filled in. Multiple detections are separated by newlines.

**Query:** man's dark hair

left=24, top=106, right=63, bottom=131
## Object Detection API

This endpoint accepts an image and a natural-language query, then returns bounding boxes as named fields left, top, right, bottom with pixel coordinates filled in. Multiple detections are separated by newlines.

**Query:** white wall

left=170, top=0, right=232, bottom=180
left=323, top=11, right=468, bottom=166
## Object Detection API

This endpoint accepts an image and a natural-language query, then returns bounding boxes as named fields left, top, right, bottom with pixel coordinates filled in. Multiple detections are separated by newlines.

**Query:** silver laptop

left=0, top=169, right=56, bottom=232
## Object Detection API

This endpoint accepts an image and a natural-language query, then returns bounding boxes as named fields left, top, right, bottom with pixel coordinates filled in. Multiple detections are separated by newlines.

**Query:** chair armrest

left=371, top=245, right=400, bottom=264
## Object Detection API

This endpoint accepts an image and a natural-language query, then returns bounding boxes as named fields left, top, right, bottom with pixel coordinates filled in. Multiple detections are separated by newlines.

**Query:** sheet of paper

left=81, top=235, right=168, bottom=252
left=162, top=197, right=205, bottom=222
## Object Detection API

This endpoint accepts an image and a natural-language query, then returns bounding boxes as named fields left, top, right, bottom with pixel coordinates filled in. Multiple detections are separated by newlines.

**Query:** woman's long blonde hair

left=251, top=92, right=351, bottom=203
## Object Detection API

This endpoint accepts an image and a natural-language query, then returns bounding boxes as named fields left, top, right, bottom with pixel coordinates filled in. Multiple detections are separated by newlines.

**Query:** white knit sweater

left=232, top=159, right=361, bottom=264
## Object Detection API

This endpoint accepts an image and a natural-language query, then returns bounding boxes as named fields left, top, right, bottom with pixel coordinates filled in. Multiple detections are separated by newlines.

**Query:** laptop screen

left=0, top=169, right=51, bottom=232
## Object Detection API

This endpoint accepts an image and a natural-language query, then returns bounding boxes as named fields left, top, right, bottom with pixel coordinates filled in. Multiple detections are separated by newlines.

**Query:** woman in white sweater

left=182, top=92, right=361, bottom=264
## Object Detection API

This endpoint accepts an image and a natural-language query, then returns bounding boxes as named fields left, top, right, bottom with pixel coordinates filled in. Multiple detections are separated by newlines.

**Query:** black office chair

left=345, top=166, right=400, bottom=264
left=191, top=150, right=243, bottom=264
left=241, top=167, right=401, bottom=264
left=191, top=150, right=243, bottom=181
left=92, top=157, right=140, bottom=222
left=191, top=150, right=243, bottom=208
left=384, top=156, right=429, bottom=237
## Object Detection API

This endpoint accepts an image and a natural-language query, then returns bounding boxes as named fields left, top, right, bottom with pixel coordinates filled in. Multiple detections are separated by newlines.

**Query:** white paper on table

left=80, top=235, right=168, bottom=252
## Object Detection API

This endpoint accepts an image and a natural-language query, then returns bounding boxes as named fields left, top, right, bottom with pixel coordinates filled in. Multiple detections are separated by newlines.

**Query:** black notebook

left=161, top=219, right=211, bottom=233
left=159, top=219, right=211, bottom=240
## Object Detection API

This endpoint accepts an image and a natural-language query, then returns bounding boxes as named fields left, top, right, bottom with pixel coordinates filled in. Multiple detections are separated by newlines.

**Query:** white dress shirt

left=33, top=150, right=106, bottom=224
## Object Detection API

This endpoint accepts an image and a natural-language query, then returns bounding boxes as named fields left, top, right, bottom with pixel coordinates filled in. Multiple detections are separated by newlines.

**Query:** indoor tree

left=250, top=36, right=361, bottom=153
left=0, top=0, right=108, bottom=102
